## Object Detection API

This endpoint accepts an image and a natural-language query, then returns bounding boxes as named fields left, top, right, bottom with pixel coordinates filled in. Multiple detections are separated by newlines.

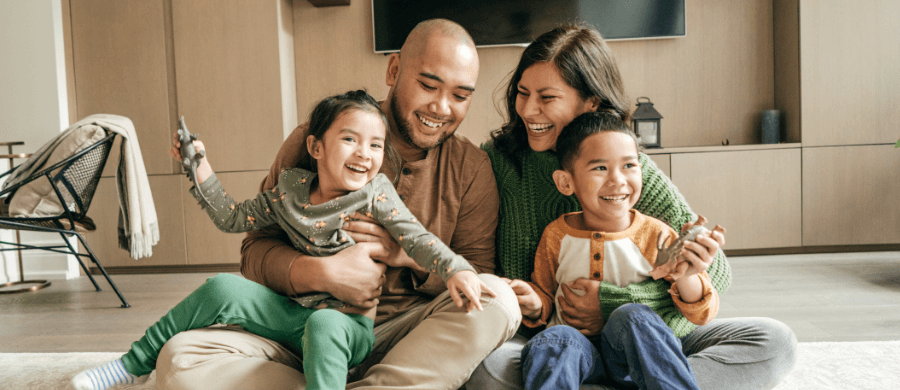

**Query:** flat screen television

left=372, top=0, right=686, bottom=53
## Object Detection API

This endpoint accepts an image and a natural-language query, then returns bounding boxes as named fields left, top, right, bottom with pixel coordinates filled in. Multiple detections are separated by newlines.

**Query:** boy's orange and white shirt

left=524, top=210, right=719, bottom=329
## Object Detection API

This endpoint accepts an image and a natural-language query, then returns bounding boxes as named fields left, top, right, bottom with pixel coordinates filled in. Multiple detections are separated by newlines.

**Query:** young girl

left=71, top=90, right=495, bottom=390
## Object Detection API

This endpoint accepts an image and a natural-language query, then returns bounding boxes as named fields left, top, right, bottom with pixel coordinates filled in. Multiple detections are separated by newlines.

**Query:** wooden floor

left=2, top=251, right=900, bottom=353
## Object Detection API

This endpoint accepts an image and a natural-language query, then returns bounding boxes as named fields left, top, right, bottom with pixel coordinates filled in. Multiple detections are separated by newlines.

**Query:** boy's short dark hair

left=556, top=111, right=641, bottom=171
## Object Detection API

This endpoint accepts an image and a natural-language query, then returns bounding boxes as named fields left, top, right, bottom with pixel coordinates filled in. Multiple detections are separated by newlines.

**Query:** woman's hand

left=558, top=278, right=603, bottom=336
left=501, top=278, right=543, bottom=319
left=669, top=215, right=726, bottom=281
left=342, top=212, right=423, bottom=271
left=446, top=270, right=497, bottom=312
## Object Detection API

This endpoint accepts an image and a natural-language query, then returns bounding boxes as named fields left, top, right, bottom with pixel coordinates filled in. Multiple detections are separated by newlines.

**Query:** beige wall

left=294, top=0, right=776, bottom=148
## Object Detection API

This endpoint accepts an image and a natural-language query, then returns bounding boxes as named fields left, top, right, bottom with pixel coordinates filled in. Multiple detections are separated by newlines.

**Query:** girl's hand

left=557, top=278, right=603, bottom=336
left=669, top=216, right=726, bottom=281
left=501, top=278, right=542, bottom=319
left=168, top=132, right=213, bottom=183
left=446, top=270, right=497, bottom=312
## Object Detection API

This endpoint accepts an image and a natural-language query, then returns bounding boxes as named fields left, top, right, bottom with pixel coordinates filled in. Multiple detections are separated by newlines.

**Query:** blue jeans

left=521, top=304, right=700, bottom=390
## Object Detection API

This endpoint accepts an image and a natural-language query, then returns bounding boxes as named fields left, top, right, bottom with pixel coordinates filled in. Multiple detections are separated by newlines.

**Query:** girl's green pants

left=121, top=273, right=374, bottom=390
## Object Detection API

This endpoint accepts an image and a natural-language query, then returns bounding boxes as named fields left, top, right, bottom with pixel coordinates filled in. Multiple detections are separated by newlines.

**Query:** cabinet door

left=70, top=0, right=172, bottom=176
left=84, top=176, right=187, bottom=267
left=172, top=0, right=285, bottom=173
left=803, top=145, right=900, bottom=245
left=671, top=149, right=802, bottom=250
left=182, top=170, right=269, bottom=265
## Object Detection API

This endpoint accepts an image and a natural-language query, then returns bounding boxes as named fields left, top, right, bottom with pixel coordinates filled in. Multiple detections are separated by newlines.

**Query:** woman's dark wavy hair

left=298, top=89, right=399, bottom=177
left=556, top=111, right=641, bottom=171
left=490, top=23, right=632, bottom=172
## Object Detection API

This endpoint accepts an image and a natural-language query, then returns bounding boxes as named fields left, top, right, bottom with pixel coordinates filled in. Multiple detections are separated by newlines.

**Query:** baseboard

left=726, top=244, right=900, bottom=257
left=89, top=263, right=240, bottom=275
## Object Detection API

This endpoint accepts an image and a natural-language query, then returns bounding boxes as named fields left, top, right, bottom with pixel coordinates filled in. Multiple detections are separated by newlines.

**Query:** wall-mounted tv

left=372, top=0, right=686, bottom=53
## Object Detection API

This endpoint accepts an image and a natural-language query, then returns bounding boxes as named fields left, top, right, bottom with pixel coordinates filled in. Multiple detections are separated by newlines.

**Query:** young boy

left=516, top=112, right=726, bottom=390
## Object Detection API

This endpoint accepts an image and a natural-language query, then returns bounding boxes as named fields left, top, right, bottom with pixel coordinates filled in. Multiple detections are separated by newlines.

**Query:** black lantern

left=633, top=97, right=663, bottom=148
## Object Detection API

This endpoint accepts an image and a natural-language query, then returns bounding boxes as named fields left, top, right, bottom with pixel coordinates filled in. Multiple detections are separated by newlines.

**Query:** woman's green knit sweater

left=485, top=146, right=732, bottom=337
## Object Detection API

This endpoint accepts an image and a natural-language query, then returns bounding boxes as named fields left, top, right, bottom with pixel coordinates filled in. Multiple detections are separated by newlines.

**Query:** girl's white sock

left=70, top=358, right=148, bottom=390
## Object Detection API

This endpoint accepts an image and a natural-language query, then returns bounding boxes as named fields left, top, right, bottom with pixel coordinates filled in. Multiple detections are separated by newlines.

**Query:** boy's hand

left=669, top=216, right=726, bottom=281
left=168, top=131, right=213, bottom=183
left=446, top=270, right=497, bottom=312
left=501, top=278, right=542, bottom=319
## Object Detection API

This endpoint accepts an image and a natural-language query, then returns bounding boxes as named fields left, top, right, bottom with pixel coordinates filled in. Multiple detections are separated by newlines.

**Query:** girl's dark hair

left=490, top=23, right=631, bottom=172
left=298, top=89, right=399, bottom=175
left=556, top=111, right=640, bottom=171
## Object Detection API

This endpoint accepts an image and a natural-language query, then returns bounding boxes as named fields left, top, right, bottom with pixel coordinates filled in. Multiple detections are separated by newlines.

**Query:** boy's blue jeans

left=521, top=303, right=699, bottom=390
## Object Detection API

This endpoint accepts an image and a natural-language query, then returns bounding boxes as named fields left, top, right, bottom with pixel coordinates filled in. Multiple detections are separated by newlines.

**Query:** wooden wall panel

left=611, top=0, right=775, bottom=148
left=802, top=145, right=900, bottom=246
left=292, top=0, right=776, bottom=148
left=671, top=148, right=802, bottom=250
left=69, top=0, right=171, bottom=176
left=83, top=176, right=187, bottom=267
left=646, top=153, right=671, bottom=179
left=774, top=0, right=801, bottom=144
left=293, top=0, right=390, bottom=131
left=182, top=170, right=268, bottom=265
left=800, top=0, right=900, bottom=146
left=172, top=0, right=284, bottom=172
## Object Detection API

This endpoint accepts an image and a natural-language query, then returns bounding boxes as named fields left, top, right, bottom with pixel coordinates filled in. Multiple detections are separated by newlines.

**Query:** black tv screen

left=372, top=0, right=686, bottom=53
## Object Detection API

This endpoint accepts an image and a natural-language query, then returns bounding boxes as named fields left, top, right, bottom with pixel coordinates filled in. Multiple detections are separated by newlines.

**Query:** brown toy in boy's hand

left=650, top=225, right=710, bottom=280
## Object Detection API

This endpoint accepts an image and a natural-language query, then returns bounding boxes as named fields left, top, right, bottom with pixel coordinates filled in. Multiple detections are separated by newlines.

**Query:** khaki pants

left=156, top=274, right=521, bottom=390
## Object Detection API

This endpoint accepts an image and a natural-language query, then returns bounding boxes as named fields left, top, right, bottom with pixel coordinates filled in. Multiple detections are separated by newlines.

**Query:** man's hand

left=558, top=278, right=603, bottom=336
left=311, top=242, right=387, bottom=308
left=501, top=278, right=543, bottom=319
left=343, top=212, right=424, bottom=271
left=446, top=270, right=497, bottom=312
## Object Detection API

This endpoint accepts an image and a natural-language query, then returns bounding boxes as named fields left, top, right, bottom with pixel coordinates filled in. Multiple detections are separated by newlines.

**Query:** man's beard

left=390, top=93, right=451, bottom=151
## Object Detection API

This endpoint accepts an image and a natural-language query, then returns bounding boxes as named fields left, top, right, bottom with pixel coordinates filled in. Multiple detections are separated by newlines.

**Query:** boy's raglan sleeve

left=669, top=272, right=719, bottom=326
left=241, top=124, right=310, bottom=296
left=190, top=173, right=279, bottom=233
left=635, top=153, right=732, bottom=295
left=370, top=175, right=476, bottom=283
left=523, top=223, right=562, bottom=328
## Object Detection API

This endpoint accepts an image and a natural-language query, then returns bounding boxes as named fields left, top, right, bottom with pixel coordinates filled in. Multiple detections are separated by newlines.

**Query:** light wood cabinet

left=74, top=0, right=295, bottom=268
left=85, top=176, right=188, bottom=268
left=69, top=0, right=172, bottom=176
left=182, top=171, right=269, bottom=265
left=666, top=147, right=802, bottom=250
left=802, top=145, right=900, bottom=246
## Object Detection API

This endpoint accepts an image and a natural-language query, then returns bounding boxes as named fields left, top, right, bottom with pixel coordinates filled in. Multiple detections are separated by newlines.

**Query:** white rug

left=1, top=341, right=899, bottom=389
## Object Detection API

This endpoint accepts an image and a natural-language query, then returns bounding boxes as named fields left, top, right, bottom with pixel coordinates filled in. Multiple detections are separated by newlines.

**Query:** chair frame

left=0, top=132, right=130, bottom=308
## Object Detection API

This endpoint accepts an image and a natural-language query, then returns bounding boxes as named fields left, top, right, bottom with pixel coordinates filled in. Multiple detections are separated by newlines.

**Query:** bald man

left=154, top=19, right=521, bottom=390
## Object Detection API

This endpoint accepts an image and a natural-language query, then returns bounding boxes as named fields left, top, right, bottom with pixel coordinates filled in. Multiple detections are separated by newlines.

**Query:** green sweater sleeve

left=634, top=153, right=732, bottom=295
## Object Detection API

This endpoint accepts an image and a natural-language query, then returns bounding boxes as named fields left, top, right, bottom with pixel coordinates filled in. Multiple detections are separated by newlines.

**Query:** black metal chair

left=0, top=132, right=130, bottom=307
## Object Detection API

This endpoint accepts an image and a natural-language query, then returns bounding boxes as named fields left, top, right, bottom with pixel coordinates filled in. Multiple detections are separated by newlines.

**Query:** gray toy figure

left=177, top=116, right=215, bottom=210
left=654, top=225, right=710, bottom=268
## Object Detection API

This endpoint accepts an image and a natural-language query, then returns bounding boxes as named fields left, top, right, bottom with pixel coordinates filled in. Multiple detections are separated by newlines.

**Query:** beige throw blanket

left=93, top=115, right=159, bottom=259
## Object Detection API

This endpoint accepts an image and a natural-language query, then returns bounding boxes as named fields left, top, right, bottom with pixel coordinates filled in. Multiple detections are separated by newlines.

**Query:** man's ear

left=385, top=53, right=401, bottom=87
left=307, top=135, right=322, bottom=160
left=552, top=169, right=575, bottom=196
